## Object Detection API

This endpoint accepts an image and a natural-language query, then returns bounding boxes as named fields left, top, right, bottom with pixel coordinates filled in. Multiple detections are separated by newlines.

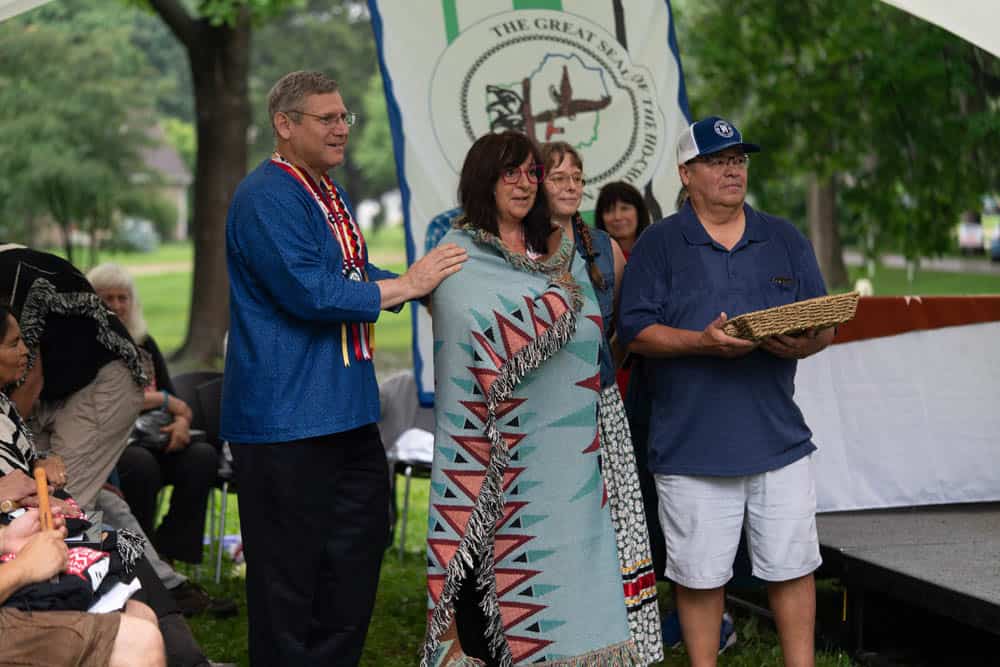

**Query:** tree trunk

left=88, top=220, right=100, bottom=270
left=61, top=225, right=74, bottom=266
left=170, top=13, right=251, bottom=365
left=806, top=174, right=848, bottom=290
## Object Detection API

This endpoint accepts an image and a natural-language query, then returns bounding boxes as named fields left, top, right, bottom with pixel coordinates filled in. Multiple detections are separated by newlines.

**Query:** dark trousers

left=117, top=439, right=219, bottom=563
left=232, top=424, right=390, bottom=667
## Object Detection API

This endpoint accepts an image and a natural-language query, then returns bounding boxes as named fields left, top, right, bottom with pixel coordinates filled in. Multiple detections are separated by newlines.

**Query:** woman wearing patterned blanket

left=423, top=131, right=647, bottom=666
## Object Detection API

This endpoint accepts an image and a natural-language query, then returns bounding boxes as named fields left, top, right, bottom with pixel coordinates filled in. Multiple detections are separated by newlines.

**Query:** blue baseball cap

left=676, top=116, right=760, bottom=165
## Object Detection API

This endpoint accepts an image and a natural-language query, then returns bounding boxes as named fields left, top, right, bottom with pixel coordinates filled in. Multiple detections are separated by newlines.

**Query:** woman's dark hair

left=540, top=141, right=605, bottom=290
left=458, top=131, right=552, bottom=255
left=0, top=303, right=12, bottom=341
left=595, top=181, right=652, bottom=242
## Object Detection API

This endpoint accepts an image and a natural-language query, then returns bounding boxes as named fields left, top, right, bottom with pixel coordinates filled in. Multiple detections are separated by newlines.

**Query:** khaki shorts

left=654, top=455, right=822, bottom=589
left=0, top=608, right=120, bottom=666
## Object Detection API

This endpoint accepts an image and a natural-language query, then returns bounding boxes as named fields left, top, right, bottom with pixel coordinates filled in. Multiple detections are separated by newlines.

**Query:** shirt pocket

left=759, top=273, right=798, bottom=308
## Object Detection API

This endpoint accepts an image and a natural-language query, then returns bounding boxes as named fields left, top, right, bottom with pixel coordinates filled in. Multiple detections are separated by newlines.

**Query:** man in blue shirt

left=221, top=70, right=466, bottom=667
left=618, top=117, right=834, bottom=667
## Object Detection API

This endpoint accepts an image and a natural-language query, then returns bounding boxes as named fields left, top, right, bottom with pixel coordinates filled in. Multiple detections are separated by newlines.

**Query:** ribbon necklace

left=270, top=152, right=374, bottom=365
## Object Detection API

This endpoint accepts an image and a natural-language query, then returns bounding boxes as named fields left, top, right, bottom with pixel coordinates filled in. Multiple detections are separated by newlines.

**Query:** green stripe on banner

left=442, top=0, right=459, bottom=44
left=446, top=0, right=563, bottom=43
left=513, top=0, right=563, bottom=9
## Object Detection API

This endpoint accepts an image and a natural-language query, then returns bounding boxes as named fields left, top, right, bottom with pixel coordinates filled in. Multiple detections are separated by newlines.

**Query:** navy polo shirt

left=618, top=201, right=827, bottom=476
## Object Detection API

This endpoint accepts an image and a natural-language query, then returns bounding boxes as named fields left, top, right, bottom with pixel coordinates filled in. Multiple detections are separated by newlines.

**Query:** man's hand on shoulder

left=760, top=327, right=835, bottom=360
left=377, top=243, right=468, bottom=310
left=401, top=243, right=468, bottom=299
left=699, top=313, right=758, bottom=358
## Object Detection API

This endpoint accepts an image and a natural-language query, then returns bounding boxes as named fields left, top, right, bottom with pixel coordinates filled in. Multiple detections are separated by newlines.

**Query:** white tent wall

left=800, top=321, right=1000, bottom=512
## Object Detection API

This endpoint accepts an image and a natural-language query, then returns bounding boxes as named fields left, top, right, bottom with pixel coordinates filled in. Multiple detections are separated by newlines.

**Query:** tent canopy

left=882, top=0, right=1000, bottom=59
left=0, top=0, right=51, bottom=23
left=3, top=0, right=998, bottom=58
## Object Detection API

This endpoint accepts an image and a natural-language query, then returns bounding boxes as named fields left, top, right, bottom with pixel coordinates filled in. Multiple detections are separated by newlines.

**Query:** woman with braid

left=538, top=141, right=664, bottom=664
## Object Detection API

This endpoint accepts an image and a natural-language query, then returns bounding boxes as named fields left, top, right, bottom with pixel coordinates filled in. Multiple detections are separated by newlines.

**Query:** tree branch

left=148, top=0, right=198, bottom=50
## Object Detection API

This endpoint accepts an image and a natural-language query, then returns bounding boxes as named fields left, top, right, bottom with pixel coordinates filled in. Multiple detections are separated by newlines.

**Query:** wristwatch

left=0, top=499, right=19, bottom=513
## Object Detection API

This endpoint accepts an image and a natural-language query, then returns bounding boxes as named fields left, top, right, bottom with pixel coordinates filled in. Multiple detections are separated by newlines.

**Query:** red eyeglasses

left=501, top=163, right=544, bottom=184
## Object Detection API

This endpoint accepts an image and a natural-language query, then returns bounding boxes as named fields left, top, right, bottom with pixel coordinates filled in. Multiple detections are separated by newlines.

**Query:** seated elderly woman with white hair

left=87, top=263, right=217, bottom=566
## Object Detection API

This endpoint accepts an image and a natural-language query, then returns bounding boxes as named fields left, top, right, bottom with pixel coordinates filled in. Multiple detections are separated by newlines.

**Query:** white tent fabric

left=3, top=1, right=996, bottom=59
left=882, top=0, right=1000, bottom=58
left=0, top=0, right=52, bottom=22
left=799, top=321, right=1000, bottom=512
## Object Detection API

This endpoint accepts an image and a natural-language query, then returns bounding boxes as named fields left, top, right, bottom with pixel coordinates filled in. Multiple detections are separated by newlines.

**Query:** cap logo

left=714, top=120, right=734, bottom=138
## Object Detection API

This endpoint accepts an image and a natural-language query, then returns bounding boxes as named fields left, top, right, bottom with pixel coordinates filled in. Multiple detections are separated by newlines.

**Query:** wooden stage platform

left=817, top=502, right=1000, bottom=650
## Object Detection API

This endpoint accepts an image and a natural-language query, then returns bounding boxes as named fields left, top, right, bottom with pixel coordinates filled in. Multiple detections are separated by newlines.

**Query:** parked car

left=990, top=235, right=1000, bottom=262
left=957, top=221, right=985, bottom=255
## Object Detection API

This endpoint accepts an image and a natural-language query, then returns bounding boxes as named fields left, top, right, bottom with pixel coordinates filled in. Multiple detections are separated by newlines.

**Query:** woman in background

left=595, top=181, right=651, bottom=258
left=595, top=181, right=651, bottom=399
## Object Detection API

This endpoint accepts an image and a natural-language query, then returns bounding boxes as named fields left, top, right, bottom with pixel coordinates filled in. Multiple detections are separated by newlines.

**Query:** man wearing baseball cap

left=618, top=116, right=834, bottom=666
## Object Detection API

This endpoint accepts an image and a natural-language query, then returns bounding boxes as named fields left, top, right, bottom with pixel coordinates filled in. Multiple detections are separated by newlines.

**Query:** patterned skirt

left=599, top=385, right=664, bottom=664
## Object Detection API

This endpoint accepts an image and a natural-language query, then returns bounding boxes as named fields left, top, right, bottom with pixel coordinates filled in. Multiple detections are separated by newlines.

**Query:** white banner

left=369, top=0, right=690, bottom=404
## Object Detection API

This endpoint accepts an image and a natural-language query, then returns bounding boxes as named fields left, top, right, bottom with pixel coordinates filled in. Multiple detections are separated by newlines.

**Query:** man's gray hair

left=267, top=71, right=340, bottom=133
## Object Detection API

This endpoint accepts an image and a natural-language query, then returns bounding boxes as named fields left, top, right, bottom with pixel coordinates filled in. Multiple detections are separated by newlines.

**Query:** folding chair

left=171, top=371, right=234, bottom=583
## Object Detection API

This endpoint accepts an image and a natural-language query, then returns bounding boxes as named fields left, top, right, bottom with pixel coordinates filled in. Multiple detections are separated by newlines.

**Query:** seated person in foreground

left=88, top=263, right=217, bottom=566
left=0, top=510, right=166, bottom=667
left=0, top=247, right=232, bottom=618
left=0, top=299, right=231, bottom=665
left=0, top=300, right=164, bottom=665
left=0, top=245, right=145, bottom=511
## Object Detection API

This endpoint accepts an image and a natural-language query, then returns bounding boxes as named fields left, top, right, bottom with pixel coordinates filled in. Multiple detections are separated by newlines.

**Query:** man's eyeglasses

left=501, top=163, right=545, bottom=184
left=691, top=154, right=749, bottom=170
left=286, top=110, right=358, bottom=127
left=547, top=173, right=586, bottom=188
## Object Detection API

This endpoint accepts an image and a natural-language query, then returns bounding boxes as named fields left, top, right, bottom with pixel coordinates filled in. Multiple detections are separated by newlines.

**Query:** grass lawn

left=115, top=233, right=998, bottom=666
left=94, top=242, right=197, bottom=267
left=846, top=265, right=1000, bottom=295
left=178, top=479, right=856, bottom=667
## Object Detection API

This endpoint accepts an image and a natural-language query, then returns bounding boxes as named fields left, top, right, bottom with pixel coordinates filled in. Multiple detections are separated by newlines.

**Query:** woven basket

left=722, top=292, right=860, bottom=341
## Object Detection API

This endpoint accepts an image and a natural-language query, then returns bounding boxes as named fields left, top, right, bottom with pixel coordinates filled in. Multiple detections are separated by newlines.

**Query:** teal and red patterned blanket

left=424, top=226, right=638, bottom=666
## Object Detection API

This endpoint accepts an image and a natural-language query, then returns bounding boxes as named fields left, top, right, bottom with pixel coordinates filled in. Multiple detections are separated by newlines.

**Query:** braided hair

left=540, top=141, right=605, bottom=291
left=571, top=214, right=606, bottom=291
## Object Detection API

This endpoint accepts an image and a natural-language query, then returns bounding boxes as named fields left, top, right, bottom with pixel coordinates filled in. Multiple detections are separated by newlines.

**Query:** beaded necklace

left=270, top=152, right=374, bottom=364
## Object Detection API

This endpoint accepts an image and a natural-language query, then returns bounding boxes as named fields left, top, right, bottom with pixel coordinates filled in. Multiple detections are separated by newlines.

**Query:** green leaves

left=354, top=71, right=398, bottom=198
left=0, top=8, right=164, bottom=260
left=678, top=0, right=1000, bottom=264
left=195, top=0, right=304, bottom=27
